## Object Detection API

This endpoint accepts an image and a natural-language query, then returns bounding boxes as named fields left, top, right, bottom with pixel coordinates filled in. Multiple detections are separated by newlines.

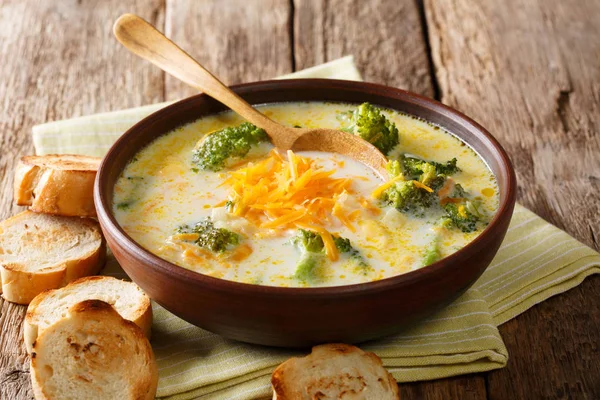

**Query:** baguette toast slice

left=0, top=211, right=105, bottom=304
left=271, top=343, right=399, bottom=400
left=30, top=300, right=157, bottom=400
left=25, top=276, right=152, bottom=354
left=14, top=154, right=101, bottom=217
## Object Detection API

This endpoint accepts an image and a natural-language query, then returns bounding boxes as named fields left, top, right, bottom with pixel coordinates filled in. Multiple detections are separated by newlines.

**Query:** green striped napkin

left=33, top=56, right=600, bottom=400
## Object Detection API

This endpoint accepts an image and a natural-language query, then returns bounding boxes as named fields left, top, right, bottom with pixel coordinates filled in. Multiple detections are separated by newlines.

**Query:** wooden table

left=1, top=0, right=598, bottom=398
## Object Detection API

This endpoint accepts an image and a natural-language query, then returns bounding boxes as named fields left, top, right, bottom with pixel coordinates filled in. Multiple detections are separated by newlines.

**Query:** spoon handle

left=113, top=14, right=285, bottom=135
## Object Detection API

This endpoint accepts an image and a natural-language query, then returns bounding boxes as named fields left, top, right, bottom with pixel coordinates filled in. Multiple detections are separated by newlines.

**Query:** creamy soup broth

left=114, top=102, right=498, bottom=287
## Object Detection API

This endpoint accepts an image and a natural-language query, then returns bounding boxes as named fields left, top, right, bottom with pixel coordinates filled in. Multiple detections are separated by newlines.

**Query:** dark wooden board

left=425, top=0, right=600, bottom=397
left=491, top=276, right=600, bottom=399
left=164, top=0, right=293, bottom=100
left=293, top=0, right=434, bottom=97
left=0, top=0, right=598, bottom=398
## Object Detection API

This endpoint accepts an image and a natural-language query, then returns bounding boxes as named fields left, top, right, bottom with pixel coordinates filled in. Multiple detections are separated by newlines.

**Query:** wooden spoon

left=113, top=14, right=388, bottom=177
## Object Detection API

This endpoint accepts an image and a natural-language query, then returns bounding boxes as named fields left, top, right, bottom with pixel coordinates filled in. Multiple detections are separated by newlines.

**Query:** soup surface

left=114, top=102, right=498, bottom=287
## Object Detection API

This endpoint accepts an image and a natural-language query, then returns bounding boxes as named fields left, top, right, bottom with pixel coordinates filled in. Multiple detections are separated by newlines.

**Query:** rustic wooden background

left=1, top=0, right=598, bottom=398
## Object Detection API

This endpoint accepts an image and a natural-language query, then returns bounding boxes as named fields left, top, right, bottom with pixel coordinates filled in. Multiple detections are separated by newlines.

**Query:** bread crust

left=24, top=276, right=152, bottom=354
left=0, top=211, right=106, bottom=304
left=30, top=300, right=157, bottom=400
left=272, top=343, right=400, bottom=400
left=14, top=155, right=101, bottom=217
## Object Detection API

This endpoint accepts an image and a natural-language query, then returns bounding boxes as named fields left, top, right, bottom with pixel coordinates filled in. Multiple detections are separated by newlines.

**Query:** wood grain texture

left=293, top=0, right=434, bottom=96
left=0, top=0, right=165, bottom=398
left=0, top=298, right=33, bottom=400
left=425, top=0, right=600, bottom=397
left=400, top=375, right=487, bottom=400
left=163, top=0, right=293, bottom=100
left=491, top=276, right=600, bottom=399
left=1, top=0, right=599, bottom=398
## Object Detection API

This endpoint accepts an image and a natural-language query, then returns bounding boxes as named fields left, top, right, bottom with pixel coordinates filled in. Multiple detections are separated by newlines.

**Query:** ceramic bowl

left=94, top=79, right=516, bottom=347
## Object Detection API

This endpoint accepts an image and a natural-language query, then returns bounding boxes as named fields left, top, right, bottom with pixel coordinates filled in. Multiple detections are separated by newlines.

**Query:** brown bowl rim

left=95, top=78, right=517, bottom=299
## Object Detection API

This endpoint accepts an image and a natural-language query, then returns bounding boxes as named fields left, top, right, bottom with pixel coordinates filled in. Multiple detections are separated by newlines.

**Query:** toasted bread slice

left=30, top=300, right=157, bottom=400
left=271, top=343, right=399, bottom=400
left=0, top=211, right=105, bottom=304
left=25, top=276, right=151, bottom=354
left=14, top=154, right=101, bottom=217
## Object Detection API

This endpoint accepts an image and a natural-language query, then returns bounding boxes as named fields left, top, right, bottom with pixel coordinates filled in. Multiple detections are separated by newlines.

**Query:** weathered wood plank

left=0, top=351, right=31, bottom=400
left=425, top=0, right=600, bottom=397
left=0, top=1, right=165, bottom=398
left=400, top=375, right=487, bottom=400
left=163, top=0, right=293, bottom=100
left=493, top=276, right=600, bottom=399
left=0, top=297, right=33, bottom=400
left=293, top=0, right=434, bottom=96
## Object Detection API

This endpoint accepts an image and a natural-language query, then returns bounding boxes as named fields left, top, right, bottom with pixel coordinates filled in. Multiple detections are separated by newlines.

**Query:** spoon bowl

left=113, top=13, right=388, bottom=177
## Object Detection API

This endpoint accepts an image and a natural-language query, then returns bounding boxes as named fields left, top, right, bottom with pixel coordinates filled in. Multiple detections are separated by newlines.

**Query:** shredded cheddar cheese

left=229, top=244, right=253, bottom=262
left=221, top=149, right=370, bottom=260
left=370, top=174, right=406, bottom=199
left=295, top=222, right=339, bottom=261
left=359, top=197, right=382, bottom=215
left=413, top=181, right=434, bottom=193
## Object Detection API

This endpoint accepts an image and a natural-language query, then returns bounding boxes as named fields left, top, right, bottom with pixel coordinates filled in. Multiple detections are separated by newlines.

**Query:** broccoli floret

left=290, top=230, right=369, bottom=281
left=399, top=155, right=460, bottom=191
left=383, top=156, right=484, bottom=230
left=380, top=180, right=437, bottom=216
left=400, top=155, right=459, bottom=189
left=436, top=216, right=454, bottom=229
left=177, top=217, right=241, bottom=252
left=440, top=185, right=487, bottom=232
left=418, top=162, right=438, bottom=186
left=192, top=122, right=269, bottom=171
left=384, top=160, right=438, bottom=213
left=340, top=103, right=400, bottom=155
left=386, top=159, right=403, bottom=178
left=294, top=254, right=322, bottom=282
left=291, top=229, right=325, bottom=253
left=450, top=183, right=467, bottom=198
left=432, top=158, right=459, bottom=176
left=400, top=156, right=428, bottom=177
left=333, top=236, right=369, bottom=270
left=401, top=155, right=459, bottom=177
left=332, top=236, right=352, bottom=252
left=379, top=158, right=463, bottom=217
left=443, top=201, right=483, bottom=233
left=422, top=235, right=442, bottom=266
left=290, top=229, right=326, bottom=282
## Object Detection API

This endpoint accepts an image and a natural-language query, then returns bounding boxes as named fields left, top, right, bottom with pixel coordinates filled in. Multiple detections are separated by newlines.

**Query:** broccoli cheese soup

left=113, top=102, right=498, bottom=287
